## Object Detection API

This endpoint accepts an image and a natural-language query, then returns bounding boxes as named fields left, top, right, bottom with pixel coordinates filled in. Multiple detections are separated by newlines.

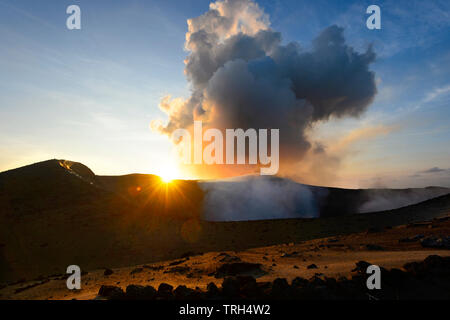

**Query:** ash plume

left=152, top=0, right=377, bottom=178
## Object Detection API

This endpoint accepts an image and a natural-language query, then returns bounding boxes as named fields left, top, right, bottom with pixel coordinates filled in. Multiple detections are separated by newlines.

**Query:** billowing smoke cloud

left=152, top=0, right=377, bottom=178
left=200, top=176, right=319, bottom=221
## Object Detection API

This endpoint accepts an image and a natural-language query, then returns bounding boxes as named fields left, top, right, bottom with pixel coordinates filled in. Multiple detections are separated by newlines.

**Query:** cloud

left=286, top=124, right=394, bottom=187
left=329, top=125, right=394, bottom=153
left=412, top=167, right=450, bottom=178
left=152, top=0, right=377, bottom=179
left=421, top=167, right=448, bottom=174
left=423, top=84, right=450, bottom=103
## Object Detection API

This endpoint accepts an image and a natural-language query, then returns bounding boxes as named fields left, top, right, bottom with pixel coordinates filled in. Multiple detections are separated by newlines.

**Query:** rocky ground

left=97, top=254, right=450, bottom=300
left=1, top=216, right=449, bottom=300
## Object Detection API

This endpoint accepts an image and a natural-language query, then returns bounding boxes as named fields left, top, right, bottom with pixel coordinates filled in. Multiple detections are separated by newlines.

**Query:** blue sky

left=0, top=0, right=449, bottom=188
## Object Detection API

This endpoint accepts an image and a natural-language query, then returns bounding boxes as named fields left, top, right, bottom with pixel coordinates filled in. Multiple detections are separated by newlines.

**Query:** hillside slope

left=0, top=160, right=449, bottom=284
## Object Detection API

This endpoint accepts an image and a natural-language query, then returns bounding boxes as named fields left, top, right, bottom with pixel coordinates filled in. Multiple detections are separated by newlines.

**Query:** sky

left=0, top=0, right=449, bottom=188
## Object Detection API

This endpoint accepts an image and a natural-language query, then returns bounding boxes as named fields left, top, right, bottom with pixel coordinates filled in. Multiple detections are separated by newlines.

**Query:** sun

left=160, top=173, right=174, bottom=183
left=158, top=165, right=180, bottom=183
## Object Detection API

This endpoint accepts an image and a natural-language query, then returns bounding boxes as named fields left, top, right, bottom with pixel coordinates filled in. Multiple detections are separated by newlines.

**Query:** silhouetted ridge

left=0, top=159, right=109, bottom=216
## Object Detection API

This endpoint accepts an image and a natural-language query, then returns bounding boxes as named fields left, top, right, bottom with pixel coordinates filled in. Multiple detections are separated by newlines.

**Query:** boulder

left=291, top=277, right=308, bottom=288
left=98, top=285, right=124, bottom=299
left=271, top=278, right=290, bottom=298
left=221, top=277, right=240, bottom=298
left=125, top=284, right=157, bottom=300
left=174, top=285, right=197, bottom=300
left=206, top=282, right=220, bottom=298
left=352, top=261, right=372, bottom=274
left=157, top=283, right=174, bottom=300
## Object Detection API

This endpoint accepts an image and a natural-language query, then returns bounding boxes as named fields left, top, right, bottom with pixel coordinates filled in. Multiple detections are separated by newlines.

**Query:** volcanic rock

left=98, top=285, right=124, bottom=299
left=157, top=283, right=174, bottom=300
left=174, top=285, right=198, bottom=300
left=125, top=284, right=157, bottom=300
